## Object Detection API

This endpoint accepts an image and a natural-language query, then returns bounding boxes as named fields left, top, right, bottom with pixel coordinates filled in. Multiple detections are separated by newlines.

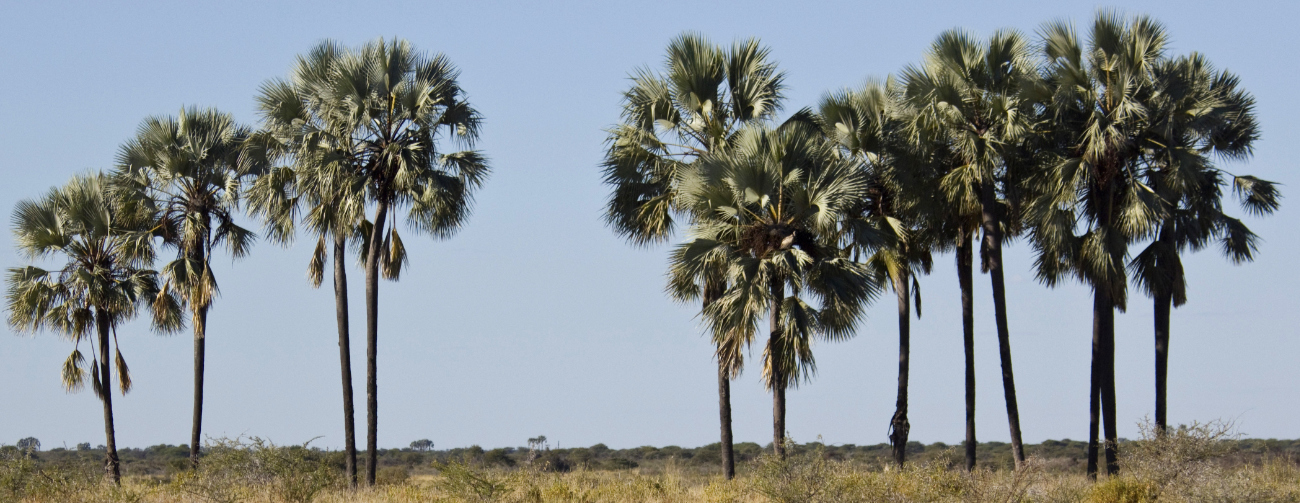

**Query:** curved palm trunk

left=190, top=304, right=207, bottom=468
left=334, top=234, right=358, bottom=487
left=718, top=364, right=735, bottom=478
left=980, top=180, right=1026, bottom=468
left=770, top=278, right=786, bottom=459
left=957, top=230, right=977, bottom=471
left=95, top=309, right=121, bottom=485
left=889, top=271, right=911, bottom=467
left=363, top=200, right=390, bottom=486
left=1154, top=291, right=1171, bottom=434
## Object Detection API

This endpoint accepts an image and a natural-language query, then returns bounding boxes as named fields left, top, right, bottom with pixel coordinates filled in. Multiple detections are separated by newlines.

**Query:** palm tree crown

left=115, top=107, right=260, bottom=316
left=602, top=33, right=786, bottom=245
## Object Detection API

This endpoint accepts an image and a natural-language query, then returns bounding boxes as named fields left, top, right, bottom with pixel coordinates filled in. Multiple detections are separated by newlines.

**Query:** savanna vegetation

left=4, top=9, right=1289, bottom=503
left=4, top=425, right=1300, bottom=502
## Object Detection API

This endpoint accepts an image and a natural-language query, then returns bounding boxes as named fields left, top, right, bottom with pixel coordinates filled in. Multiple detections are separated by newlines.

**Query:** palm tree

left=264, top=38, right=488, bottom=485
left=114, top=107, right=260, bottom=467
left=900, top=29, right=1040, bottom=468
left=1029, top=12, right=1175, bottom=477
left=6, top=173, right=182, bottom=484
left=602, top=33, right=784, bottom=478
left=247, top=41, right=369, bottom=486
left=817, top=82, right=936, bottom=466
left=1128, top=53, right=1280, bottom=434
left=114, top=106, right=261, bottom=467
left=671, top=124, right=877, bottom=459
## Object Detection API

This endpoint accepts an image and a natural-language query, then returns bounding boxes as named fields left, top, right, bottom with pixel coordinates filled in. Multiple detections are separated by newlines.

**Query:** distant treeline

left=7, top=439, right=1298, bottom=478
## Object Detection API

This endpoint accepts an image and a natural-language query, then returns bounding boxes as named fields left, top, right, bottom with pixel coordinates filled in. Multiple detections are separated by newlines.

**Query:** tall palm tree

left=1128, top=53, right=1279, bottom=434
left=900, top=29, right=1040, bottom=468
left=817, top=83, right=936, bottom=466
left=671, top=125, right=877, bottom=459
left=247, top=41, right=369, bottom=486
left=114, top=107, right=261, bottom=467
left=1029, top=12, right=1178, bottom=477
left=266, top=38, right=488, bottom=485
left=6, top=173, right=182, bottom=484
left=602, top=33, right=785, bottom=478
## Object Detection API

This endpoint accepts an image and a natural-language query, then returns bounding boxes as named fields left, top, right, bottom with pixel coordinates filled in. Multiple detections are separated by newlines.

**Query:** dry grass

left=4, top=429, right=1299, bottom=503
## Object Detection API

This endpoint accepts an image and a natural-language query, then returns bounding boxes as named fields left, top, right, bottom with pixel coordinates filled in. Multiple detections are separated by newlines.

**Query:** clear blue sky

left=1, top=0, right=1295, bottom=451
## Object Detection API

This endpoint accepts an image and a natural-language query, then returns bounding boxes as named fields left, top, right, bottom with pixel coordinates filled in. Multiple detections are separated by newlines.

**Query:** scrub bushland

left=3, top=427, right=1298, bottom=502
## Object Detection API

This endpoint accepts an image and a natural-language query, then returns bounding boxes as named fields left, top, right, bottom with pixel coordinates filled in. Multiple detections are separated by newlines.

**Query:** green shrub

left=749, top=444, right=851, bottom=503
left=433, top=460, right=511, bottom=502
left=0, top=446, right=102, bottom=502
left=172, top=437, right=339, bottom=503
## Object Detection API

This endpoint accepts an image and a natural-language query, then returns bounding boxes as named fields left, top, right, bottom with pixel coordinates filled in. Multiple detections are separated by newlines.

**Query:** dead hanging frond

left=112, top=326, right=131, bottom=394
left=912, top=275, right=922, bottom=318
left=151, top=280, right=186, bottom=333
left=115, top=348, right=132, bottom=394
left=61, top=349, right=86, bottom=392
left=308, top=235, right=328, bottom=288
left=353, top=219, right=375, bottom=268
left=381, top=229, right=409, bottom=280
left=89, top=359, right=104, bottom=400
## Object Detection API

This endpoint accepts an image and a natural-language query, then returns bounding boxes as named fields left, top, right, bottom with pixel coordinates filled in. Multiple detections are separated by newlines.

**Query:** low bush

left=172, top=437, right=339, bottom=503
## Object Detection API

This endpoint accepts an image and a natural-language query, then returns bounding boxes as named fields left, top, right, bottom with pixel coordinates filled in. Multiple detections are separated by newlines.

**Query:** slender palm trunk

left=363, top=200, right=390, bottom=486
left=704, top=281, right=735, bottom=479
left=957, top=230, right=977, bottom=471
left=1087, top=287, right=1119, bottom=478
left=718, top=363, right=735, bottom=478
left=889, top=271, right=911, bottom=467
left=1154, top=291, right=1171, bottom=434
left=96, top=309, right=121, bottom=485
left=773, top=382, right=786, bottom=458
left=364, top=201, right=387, bottom=488
left=770, top=278, right=786, bottom=459
left=980, top=180, right=1026, bottom=468
left=190, top=304, right=207, bottom=468
left=1095, top=183, right=1120, bottom=477
left=334, top=234, right=358, bottom=487
left=1153, top=223, right=1175, bottom=436
left=189, top=240, right=209, bottom=469
left=1087, top=289, right=1102, bottom=480
left=1102, top=294, right=1119, bottom=476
